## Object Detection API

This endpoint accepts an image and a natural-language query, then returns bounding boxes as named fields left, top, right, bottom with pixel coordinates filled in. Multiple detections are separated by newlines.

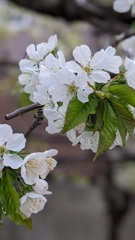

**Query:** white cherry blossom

left=49, top=69, right=93, bottom=104
left=18, top=72, right=33, bottom=86
left=66, top=123, right=86, bottom=146
left=44, top=105, right=67, bottom=134
left=19, top=35, right=57, bottom=74
left=0, top=124, right=26, bottom=170
left=40, top=149, right=57, bottom=179
left=20, top=192, right=47, bottom=218
left=32, top=179, right=52, bottom=195
left=66, top=45, right=122, bottom=83
left=18, top=70, right=40, bottom=103
left=32, top=84, right=53, bottom=108
left=121, top=36, right=135, bottom=57
left=21, top=152, right=48, bottom=185
left=113, top=0, right=135, bottom=16
left=39, top=51, right=66, bottom=88
left=21, top=149, right=58, bottom=184
left=125, top=57, right=135, bottom=89
left=79, top=131, right=99, bottom=152
left=26, top=35, right=57, bottom=62
left=18, top=35, right=58, bottom=101
left=67, top=128, right=99, bottom=152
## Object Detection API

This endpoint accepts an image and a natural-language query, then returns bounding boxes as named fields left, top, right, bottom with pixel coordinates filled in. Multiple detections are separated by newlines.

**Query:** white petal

left=18, top=73, right=31, bottom=85
left=44, top=149, right=58, bottom=157
left=26, top=192, right=47, bottom=213
left=6, top=133, right=26, bottom=151
left=43, top=109, right=62, bottom=121
left=45, top=53, right=59, bottom=71
left=22, top=153, right=48, bottom=182
left=91, top=70, right=110, bottom=83
left=20, top=194, right=27, bottom=205
left=66, top=129, right=77, bottom=143
left=104, top=56, right=122, bottom=74
left=21, top=165, right=39, bottom=185
left=113, top=0, right=131, bottom=13
left=26, top=44, right=37, bottom=60
left=90, top=49, right=106, bottom=70
left=3, top=154, right=23, bottom=169
left=125, top=57, right=135, bottom=88
left=73, top=45, right=91, bottom=66
left=55, top=69, right=74, bottom=85
left=105, top=46, right=116, bottom=57
left=75, top=72, right=87, bottom=89
left=57, top=51, right=65, bottom=68
left=125, top=57, right=134, bottom=69
left=77, top=89, right=89, bottom=103
left=32, top=179, right=51, bottom=195
left=20, top=199, right=32, bottom=218
left=21, top=165, right=35, bottom=184
left=66, top=61, right=82, bottom=73
left=48, top=34, right=57, bottom=51
left=49, top=83, right=68, bottom=103
left=46, top=119, right=64, bottom=134
left=39, top=68, right=54, bottom=87
left=37, top=43, right=48, bottom=60
left=0, top=124, right=12, bottom=146
left=19, top=59, right=38, bottom=73
left=80, top=131, right=99, bottom=152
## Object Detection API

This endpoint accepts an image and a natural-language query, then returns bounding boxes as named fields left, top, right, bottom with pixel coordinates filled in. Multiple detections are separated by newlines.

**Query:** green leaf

left=110, top=84, right=135, bottom=107
left=63, top=94, right=98, bottom=133
left=1, top=170, right=32, bottom=229
left=109, top=96, right=135, bottom=143
left=18, top=91, right=32, bottom=108
left=94, top=100, right=104, bottom=132
left=95, top=100, right=117, bottom=158
left=112, top=111, right=127, bottom=145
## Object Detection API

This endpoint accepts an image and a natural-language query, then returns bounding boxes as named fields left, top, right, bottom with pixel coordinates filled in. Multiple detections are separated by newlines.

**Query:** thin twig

left=5, top=103, right=44, bottom=120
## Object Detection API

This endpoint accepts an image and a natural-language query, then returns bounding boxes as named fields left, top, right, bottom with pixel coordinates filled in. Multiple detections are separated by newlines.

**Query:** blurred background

left=1, top=0, right=135, bottom=239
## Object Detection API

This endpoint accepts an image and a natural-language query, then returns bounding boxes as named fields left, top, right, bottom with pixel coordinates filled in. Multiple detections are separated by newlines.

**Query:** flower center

left=46, top=157, right=53, bottom=166
left=68, top=84, right=77, bottom=94
left=83, top=66, right=91, bottom=74
left=0, top=146, right=6, bottom=158
left=25, top=159, right=42, bottom=174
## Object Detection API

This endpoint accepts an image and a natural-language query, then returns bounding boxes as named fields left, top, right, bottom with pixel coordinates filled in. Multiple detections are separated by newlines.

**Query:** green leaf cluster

left=63, top=94, right=98, bottom=133
left=63, top=83, right=135, bottom=158
left=0, top=170, right=32, bottom=229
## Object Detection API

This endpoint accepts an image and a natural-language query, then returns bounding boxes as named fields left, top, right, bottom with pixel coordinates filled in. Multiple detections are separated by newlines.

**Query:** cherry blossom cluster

left=0, top=123, right=57, bottom=218
left=1, top=0, right=135, bottom=229
left=19, top=35, right=125, bottom=152
left=113, top=0, right=135, bottom=16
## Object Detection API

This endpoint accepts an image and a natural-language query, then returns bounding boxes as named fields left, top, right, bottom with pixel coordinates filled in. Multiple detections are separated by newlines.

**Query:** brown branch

left=24, top=109, right=44, bottom=138
left=5, top=103, right=44, bottom=120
